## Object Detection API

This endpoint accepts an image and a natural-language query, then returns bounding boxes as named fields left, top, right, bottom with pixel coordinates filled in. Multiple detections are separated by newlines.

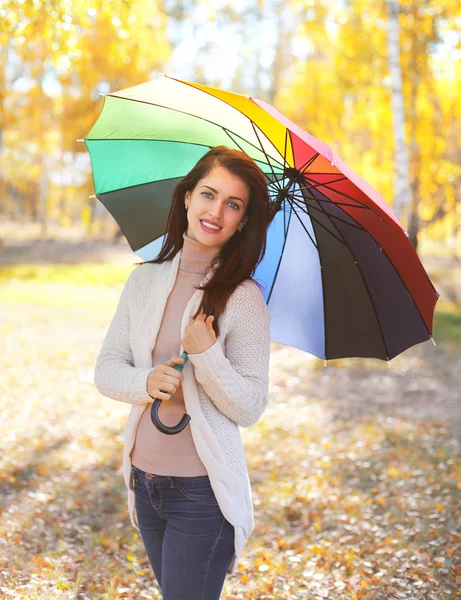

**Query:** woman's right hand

left=146, top=355, right=185, bottom=401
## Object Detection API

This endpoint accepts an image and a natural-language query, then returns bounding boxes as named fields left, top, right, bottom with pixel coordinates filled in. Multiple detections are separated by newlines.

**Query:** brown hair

left=133, top=145, right=272, bottom=339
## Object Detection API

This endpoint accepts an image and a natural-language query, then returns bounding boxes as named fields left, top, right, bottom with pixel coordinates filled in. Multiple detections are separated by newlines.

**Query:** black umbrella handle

left=150, top=351, right=190, bottom=435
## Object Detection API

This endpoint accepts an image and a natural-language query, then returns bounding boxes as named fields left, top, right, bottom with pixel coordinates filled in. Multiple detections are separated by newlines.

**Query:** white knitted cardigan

left=93, top=248, right=271, bottom=575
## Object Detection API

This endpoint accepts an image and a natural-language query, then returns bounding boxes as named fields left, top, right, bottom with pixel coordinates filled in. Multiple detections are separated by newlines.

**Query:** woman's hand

left=147, top=356, right=184, bottom=401
left=182, top=313, right=217, bottom=355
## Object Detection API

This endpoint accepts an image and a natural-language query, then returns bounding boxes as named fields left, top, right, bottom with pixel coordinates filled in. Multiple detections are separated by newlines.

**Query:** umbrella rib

left=282, top=195, right=320, bottom=249
left=279, top=168, right=329, bottom=359
left=250, top=121, right=284, bottom=193
left=297, top=191, right=370, bottom=210
left=163, top=75, right=289, bottom=167
left=164, top=75, right=329, bottom=186
left=281, top=190, right=362, bottom=237
left=222, top=127, right=286, bottom=170
left=281, top=131, right=316, bottom=193
left=96, top=174, right=186, bottom=196
left=288, top=188, right=327, bottom=359
left=101, top=94, right=286, bottom=170
left=296, top=152, right=322, bottom=175
left=222, top=128, right=284, bottom=187
left=283, top=129, right=290, bottom=181
left=302, top=184, right=436, bottom=345
left=298, top=200, right=367, bottom=232
left=278, top=145, right=320, bottom=197
left=281, top=130, right=301, bottom=199
left=223, top=119, right=286, bottom=214
left=284, top=187, right=364, bottom=246
left=302, top=209, right=346, bottom=246
left=287, top=190, right=367, bottom=232
left=223, top=128, right=271, bottom=182
left=298, top=171, right=346, bottom=177
left=265, top=209, right=293, bottom=306
left=296, top=176, right=350, bottom=195
left=303, top=174, right=376, bottom=212
left=303, top=173, right=438, bottom=296
left=314, top=199, right=370, bottom=210
left=313, top=198, right=391, bottom=360
left=87, top=137, right=215, bottom=147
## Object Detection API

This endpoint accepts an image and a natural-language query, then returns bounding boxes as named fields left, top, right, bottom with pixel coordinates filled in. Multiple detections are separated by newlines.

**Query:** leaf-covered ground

left=0, top=238, right=460, bottom=599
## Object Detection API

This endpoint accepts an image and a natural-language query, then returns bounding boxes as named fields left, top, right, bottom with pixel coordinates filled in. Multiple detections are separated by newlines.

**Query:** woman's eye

left=201, top=192, right=239, bottom=210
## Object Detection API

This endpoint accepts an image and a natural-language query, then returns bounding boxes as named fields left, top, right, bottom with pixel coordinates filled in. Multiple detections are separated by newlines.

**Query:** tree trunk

left=387, top=0, right=413, bottom=234
left=407, top=202, right=419, bottom=251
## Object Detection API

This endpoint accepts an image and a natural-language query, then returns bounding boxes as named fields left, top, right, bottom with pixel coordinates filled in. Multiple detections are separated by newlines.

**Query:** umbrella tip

left=387, top=359, right=391, bottom=368
left=324, top=360, right=327, bottom=367
left=430, top=336, right=437, bottom=347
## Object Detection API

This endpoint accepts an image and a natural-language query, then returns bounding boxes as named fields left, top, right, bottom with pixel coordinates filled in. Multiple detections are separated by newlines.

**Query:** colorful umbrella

left=83, top=73, right=439, bottom=366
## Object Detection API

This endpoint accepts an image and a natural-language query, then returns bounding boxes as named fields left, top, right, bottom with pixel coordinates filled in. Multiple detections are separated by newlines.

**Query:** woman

left=94, top=145, right=272, bottom=599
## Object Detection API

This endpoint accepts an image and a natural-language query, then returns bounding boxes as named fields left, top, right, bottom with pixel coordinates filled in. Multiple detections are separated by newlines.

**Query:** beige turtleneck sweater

left=130, top=231, right=220, bottom=475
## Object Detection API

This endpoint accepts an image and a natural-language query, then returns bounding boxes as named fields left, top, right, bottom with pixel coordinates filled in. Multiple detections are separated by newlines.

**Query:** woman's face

left=184, top=165, right=249, bottom=247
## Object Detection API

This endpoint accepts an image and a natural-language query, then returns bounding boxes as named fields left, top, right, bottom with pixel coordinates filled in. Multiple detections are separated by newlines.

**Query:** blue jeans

left=130, top=464, right=235, bottom=599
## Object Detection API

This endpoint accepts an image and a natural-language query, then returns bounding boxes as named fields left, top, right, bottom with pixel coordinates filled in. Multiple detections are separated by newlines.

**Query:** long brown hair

left=133, top=145, right=272, bottom=339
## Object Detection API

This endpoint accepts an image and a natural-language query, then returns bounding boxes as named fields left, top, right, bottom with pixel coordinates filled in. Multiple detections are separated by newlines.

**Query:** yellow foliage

left=1, top=0, right=460, bottom=240
left=2, top=0, right=172, bottom=225
left=276, top=0, right=461, bottom=240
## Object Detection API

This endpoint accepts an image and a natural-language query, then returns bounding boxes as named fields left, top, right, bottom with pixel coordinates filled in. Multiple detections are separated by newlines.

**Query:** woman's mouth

left=200, top=220, right=222, bottom=234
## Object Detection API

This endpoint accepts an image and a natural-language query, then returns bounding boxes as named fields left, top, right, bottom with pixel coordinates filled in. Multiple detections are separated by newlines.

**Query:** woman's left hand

left=182, top=313, right=217, bottom=355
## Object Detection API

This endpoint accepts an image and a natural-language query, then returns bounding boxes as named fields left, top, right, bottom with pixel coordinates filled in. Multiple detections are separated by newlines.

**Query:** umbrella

left=83, top=73, right=439, bottom=434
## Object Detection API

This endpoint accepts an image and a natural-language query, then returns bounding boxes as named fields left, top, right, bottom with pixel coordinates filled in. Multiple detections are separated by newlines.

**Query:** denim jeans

left=130, top=464, right=235, bottom=599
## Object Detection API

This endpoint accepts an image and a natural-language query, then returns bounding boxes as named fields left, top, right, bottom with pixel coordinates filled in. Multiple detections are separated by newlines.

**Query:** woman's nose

left=209, top=204, right=224, bottom=219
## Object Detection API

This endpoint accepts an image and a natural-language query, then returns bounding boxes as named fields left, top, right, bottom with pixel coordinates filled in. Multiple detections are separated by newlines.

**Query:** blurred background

left=1, top=2, right=460, bottom=599
left=1, top=0, right=460, bottom=255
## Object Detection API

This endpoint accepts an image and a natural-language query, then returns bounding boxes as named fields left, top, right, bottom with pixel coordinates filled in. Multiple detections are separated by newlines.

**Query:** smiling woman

left=94, top=145, right=273, bottom=597
left=134, top=145, right=272, bottom=340
left=185, top=165, right=249, bottom=242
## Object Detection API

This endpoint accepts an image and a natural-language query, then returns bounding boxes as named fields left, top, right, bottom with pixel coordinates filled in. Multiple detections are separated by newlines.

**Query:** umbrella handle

left=150, top=351, right=190, bottom=435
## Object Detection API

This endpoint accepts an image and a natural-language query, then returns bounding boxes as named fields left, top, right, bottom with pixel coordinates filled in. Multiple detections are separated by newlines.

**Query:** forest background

left=1, top=0, right=460, bottom=253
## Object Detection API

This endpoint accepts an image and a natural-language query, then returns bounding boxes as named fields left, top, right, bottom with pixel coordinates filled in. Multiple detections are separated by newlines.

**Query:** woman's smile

left=200, top=219, right=223, bottom=233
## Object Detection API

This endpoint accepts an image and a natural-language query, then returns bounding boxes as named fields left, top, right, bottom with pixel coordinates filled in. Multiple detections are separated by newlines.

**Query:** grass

left=1, top=264, right=459, bottom=346
left=433, top=304, right=461, bottom=343
left=0, top=264, right=135, bottom=285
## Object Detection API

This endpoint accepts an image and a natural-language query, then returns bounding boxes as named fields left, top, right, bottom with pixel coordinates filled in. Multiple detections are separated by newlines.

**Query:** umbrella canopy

left=84, top=73, right=439, bottom=362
